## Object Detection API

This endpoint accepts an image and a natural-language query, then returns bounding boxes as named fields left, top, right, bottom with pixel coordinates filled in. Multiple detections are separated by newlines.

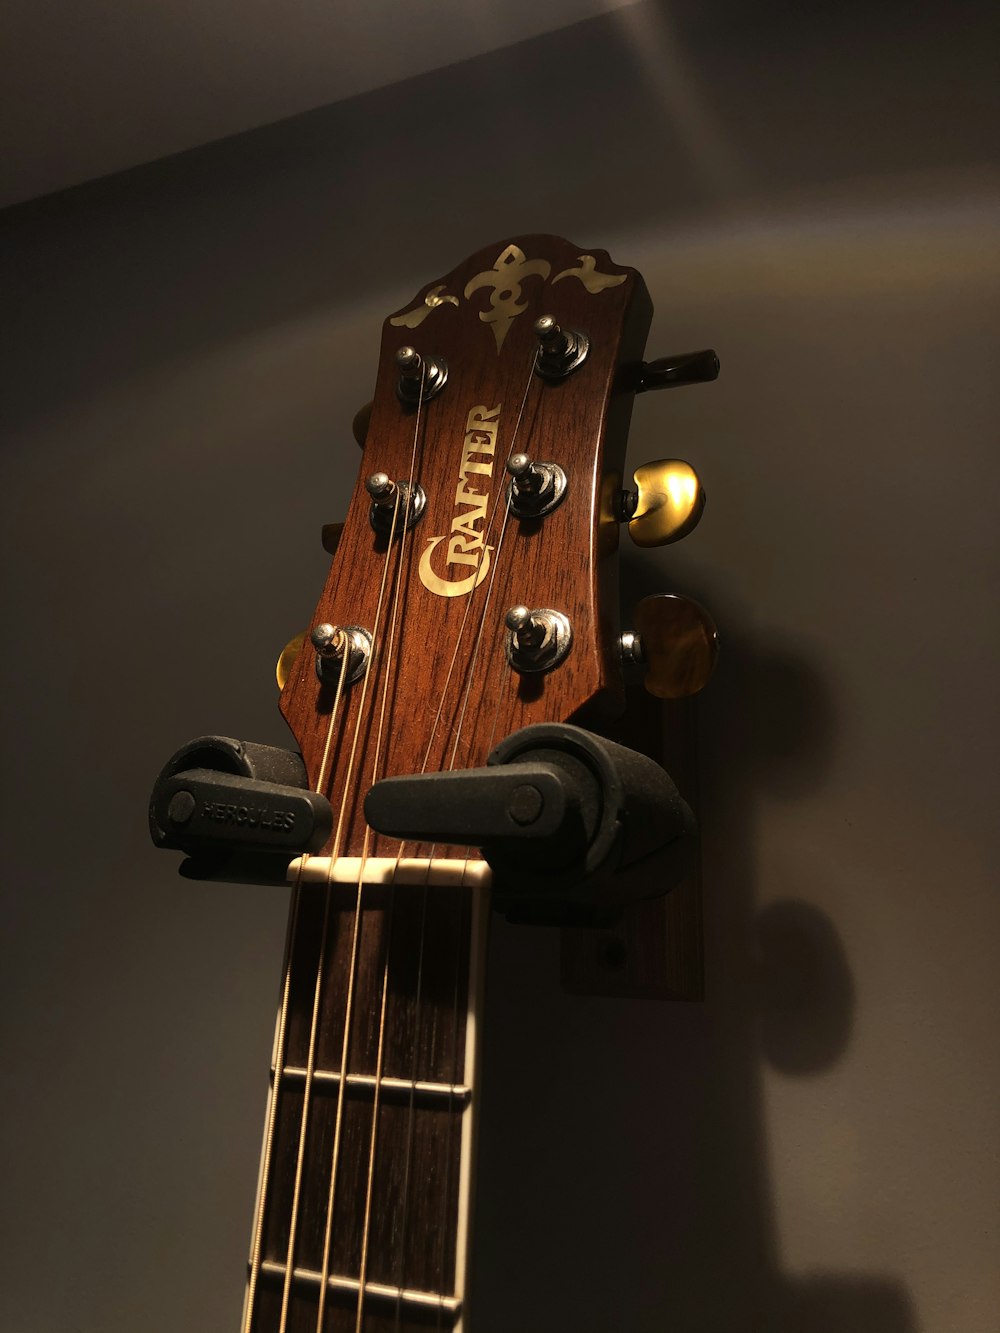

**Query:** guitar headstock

left=147, top=238, right=721, bottom=1330
left=277, top=235, right=713, bottom=861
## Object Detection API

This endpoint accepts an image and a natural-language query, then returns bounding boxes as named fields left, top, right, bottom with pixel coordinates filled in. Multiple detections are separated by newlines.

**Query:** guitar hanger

left=147, top=234, right=719, bottom=1331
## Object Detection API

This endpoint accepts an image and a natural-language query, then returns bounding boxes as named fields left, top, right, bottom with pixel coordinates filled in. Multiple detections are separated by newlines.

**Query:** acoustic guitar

left=151, top=233, right=718, bottom=1333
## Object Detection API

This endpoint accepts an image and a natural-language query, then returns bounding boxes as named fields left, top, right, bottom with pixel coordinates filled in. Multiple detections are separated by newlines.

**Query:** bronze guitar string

left=260, top=329, right=545, bottom=1329
left=305, top=365, right=429, bottom=1333
left=275, top=480, right=407, bottom=1333
left=373, top=348, right=543, bottom=1331
left=244, top=641, right=353, bottom=1333
left=348, top=367, right=433, bottom=1333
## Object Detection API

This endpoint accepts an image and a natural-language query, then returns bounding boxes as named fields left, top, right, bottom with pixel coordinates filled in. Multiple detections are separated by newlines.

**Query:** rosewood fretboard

left=244, top=865, right=487, bottom=1333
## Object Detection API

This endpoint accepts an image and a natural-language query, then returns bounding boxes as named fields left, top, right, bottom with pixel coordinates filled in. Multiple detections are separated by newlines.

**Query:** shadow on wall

left=596, top=554, right=913, bottom=1333
left=704, top=617, right=914, bottom=1332
left=475, top=551, right=914, bottom=1333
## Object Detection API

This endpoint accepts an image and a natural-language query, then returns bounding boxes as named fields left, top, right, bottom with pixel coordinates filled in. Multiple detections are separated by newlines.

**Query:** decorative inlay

left=389, top=245, right=627, bottom=354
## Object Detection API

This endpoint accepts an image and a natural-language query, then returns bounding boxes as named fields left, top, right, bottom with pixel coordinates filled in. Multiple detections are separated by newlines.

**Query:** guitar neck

left=243, top=857, right=490, bottom=1333
left=235, top=234, right=655, bottom=1333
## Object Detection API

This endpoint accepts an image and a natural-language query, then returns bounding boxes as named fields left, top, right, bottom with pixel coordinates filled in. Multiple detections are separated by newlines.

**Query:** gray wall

left=2, top=3, right=998, bottom=1330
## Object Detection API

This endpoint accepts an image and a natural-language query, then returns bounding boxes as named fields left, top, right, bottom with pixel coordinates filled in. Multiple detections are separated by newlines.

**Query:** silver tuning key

left=534, top=315, right=589, bottom=379
left=505, top=453, right=567, bottom=518
left=395, top=346, right=448, bottom=403
left=504, top=605, right=573, bottom=674
left=310, top=623, right=373, bottom=687
left=365, top=471, right=426, bottom=535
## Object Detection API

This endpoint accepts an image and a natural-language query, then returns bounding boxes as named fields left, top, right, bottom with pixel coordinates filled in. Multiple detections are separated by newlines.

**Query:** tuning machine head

left=533, top=314, right=589, bottom=379
left=620, top=459, right=705, bottom=548
left=352, top=401, right=372, bottom=447
left=637, top=348, right=720, bottom=392
left=395, top=346, right=448, bottom=403
left=622, top=594, right=718, bottom=698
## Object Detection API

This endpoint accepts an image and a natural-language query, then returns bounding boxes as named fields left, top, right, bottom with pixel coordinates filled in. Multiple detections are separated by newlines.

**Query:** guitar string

left=276, top=485, right=405, bottom=1333
left=428, top=372, right=548, bottom=1327
left=269, top=345, right=534, bottom=1329
left=253, top=413, right=398, bottom=1328
left=243, top=636, right=353, bottom=1333
left=439, top=364, right=545, bottom=778
left=251, top=326, right=541, bottom=1328
left=309, top=365, right=428, bottom=1333
left=434, top=649, right=513, bottom=1333
left=349, top=375, right=429, bottom=1333
left=377, top=350, right=541, bottom=1329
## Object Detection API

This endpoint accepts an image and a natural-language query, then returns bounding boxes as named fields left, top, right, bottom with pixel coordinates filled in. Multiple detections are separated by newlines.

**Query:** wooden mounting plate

left=560, top=695, right=703, bottom=1000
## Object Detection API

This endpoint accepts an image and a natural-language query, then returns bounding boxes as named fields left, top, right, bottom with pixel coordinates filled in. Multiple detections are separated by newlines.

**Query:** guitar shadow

left=473, top=553, right=917, bottom=1332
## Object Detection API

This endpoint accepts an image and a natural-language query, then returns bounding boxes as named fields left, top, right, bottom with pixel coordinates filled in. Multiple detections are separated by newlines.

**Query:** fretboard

left=242, top=857, right=490, bottom=1333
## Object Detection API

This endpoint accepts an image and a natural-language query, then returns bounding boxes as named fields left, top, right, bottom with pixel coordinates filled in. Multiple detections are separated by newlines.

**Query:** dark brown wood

left=245, top=236, right=655, bottom=1333
left=560, top=696, right=705, bottom=1000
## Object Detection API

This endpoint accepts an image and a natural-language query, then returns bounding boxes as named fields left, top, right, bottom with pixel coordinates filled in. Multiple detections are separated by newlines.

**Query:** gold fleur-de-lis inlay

left=389, top=246, right=628, bottom=351
left=464, top=244, right=552, bottom=352
left=553, top=254, right=627, bottom=293
left=390, top=284, right=460, bottom=330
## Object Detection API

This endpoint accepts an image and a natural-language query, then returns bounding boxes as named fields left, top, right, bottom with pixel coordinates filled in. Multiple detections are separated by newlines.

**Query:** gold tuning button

left=622, top=460, right=705, bottom=548
left=352, top=401, right=372, bottom=447
left=626, top=594, right=719, bottom=698
left=276, top=631, right=306, bottom=691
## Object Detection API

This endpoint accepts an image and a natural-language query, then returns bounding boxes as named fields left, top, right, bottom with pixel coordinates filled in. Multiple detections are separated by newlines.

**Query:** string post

left=505, top=452, right=567, bottom=518
left=310, top=623, right=372, bottom=687
left=533, top=313, right=589, bottom=379
left=366, top=476, right=427, bottom=535
left=505, top=605, right=573, bottom=673
left=395, top=344, right=448, bottom=403
left=365, top=472, right=397, bottom=507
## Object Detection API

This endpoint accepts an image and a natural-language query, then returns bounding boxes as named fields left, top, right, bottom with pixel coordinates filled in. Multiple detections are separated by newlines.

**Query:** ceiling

left=1, top=0, right=638, bottom=209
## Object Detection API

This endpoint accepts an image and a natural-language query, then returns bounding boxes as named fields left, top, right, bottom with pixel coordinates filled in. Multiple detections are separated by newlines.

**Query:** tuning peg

left=622, top=594, right=718, bottom=698
left=395, top=346, right=448, bottom=403
left=321, top=521, right=344, bottom=555
left=352, top=401, right=372, bottom=447
left=620, top=459, right=705, bottom=548
left=276, top=631, right=306, bottom=690
left=638, top=349, right=719, bottom=392
left=533, top=314, right=589, bottom=378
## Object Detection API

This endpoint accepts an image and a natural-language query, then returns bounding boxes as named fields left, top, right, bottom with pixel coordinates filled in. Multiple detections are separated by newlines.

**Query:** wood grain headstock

left=278, top=235, right=654, bottom=861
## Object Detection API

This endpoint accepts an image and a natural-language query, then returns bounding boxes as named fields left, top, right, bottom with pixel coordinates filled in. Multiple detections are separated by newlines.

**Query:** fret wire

left=279, top=1065, right=472, bottom=1101
left=259, top=1259, right=462, bottom=1314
